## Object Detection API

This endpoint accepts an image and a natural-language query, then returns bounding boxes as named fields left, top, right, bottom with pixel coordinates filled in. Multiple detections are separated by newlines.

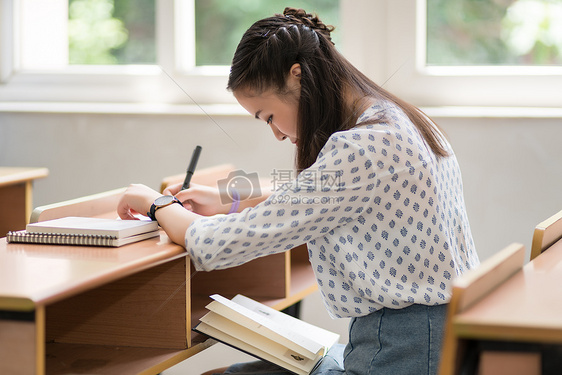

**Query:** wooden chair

left=29, top=187, right=126, bottom=223
left=30, top=163, right=237, bottom=225
left=530, top=209, right=562, bottom=261
left=438, top=243, right=526, bottom=375
left=160, top=163, right=236, bottom=193
left=30, top=163, right=238, bottom=225
left=160, top=162, right=273, bottom=202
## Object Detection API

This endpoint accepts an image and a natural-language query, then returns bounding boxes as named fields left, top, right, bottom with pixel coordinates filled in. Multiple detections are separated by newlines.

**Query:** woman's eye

left=266, top=115, right=273, bottom=125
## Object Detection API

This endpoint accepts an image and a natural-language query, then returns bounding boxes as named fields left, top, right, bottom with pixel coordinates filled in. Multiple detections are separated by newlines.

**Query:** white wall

left=2, top=109, right=560, bottom=261
left=2, top=108, right=562, bottom=373
left=0, top=110, right=294, bottom=204
left=443, top=114, right=562, bottom=260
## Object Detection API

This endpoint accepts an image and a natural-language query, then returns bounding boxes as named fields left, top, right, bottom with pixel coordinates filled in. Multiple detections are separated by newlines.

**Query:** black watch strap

left=147, top=196, right=183, bottom=221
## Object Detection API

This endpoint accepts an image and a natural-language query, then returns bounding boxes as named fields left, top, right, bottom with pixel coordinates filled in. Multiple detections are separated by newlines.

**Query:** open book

left=6, top=216, right=159, bottom=247
left=193, top=294, right=340, bottom=375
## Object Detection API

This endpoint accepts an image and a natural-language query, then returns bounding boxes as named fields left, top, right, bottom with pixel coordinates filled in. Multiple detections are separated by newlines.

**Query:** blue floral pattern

left=186, top=102, right=479, bottom=318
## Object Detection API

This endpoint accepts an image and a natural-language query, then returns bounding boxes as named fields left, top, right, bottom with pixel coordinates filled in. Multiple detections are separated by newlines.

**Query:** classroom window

left=2, top=0, right=560, bottom=107
left=426, top=0, right=562, bottom=67
left=374, top=0, right=562, bottom=108
left=18, top=0, right=340, bottom=69
left=20, top=0, right=156, bottom=69
left=194, top=0, right=340, bottom=66
left=3, top=0, right=342, bottom=104
left=68, top=0, right=156, bottom=65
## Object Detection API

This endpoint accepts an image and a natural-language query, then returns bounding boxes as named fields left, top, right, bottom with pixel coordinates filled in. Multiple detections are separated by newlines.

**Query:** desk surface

left=0, top=181, right=317, bottom=374
left=0, top=167, right=49, bottom=187
left=0, top=232, right=185, bottom=311
left=455, top=239, right=562, bottom=344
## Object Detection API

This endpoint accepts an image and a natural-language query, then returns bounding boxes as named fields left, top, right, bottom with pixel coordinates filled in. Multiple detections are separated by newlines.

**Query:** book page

left=26, top=216, right=158, bottom=238
left=199, top=312, right=318, bottom=373
left=208, top=294, right=339, bottom=358
left=232, top=294, right=340, bottom=349
left=195, top=322, right=310, bottom=375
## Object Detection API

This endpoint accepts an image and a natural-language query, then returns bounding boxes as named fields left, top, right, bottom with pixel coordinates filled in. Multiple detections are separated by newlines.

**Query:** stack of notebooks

left=6, top=216, right=159, bottom=247
left=194, top=294, right=340, bottom=375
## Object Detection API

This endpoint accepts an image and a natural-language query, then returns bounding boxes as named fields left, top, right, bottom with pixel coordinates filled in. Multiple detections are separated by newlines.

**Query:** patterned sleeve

left=185, top=132, right=378, bottom=271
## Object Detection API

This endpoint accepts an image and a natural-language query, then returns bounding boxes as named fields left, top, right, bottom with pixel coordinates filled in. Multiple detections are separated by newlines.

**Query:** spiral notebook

left=6, top=216, right=159, bottom=247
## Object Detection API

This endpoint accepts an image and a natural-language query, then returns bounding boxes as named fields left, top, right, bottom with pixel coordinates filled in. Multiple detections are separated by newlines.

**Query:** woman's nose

left=269, top=123, right=287, bottom=141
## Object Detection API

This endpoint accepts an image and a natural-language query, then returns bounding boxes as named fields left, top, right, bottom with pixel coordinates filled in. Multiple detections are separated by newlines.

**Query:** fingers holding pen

left=162, top=182, right=183, bottom=197
left=174, top=183, right=229, bottom=216
left=162, top=183, right=211, bottom=213
left=118, top=182, right=222, bottom=220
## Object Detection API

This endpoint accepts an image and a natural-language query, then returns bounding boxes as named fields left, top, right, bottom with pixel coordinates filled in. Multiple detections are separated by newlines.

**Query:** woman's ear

left=286, top=63, right=301, bottom=91
left=290, top=63, right=301, bottom=79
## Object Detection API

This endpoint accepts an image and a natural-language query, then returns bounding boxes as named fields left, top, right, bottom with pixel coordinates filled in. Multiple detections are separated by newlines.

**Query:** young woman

left=118, top=8, right=479, bottom=375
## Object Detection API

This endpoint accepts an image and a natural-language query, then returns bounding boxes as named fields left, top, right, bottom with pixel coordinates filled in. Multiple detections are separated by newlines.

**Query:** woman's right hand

left=163, top=182, right=231, bottom=216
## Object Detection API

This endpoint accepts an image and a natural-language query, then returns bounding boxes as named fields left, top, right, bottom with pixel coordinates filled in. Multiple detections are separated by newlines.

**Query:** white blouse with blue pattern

left=185, top=102, right=479, bottom=318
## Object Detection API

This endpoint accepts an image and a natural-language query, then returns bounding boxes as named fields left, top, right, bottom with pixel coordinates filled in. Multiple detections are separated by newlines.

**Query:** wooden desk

left=454, top=239, right=562, bottom=344
left=0, top=167, right=49, bottom=235
left=0, top=207, right=316, bottom=374
left=0, top=233, right=192, bottom=375
left=451, top=239, right=562, bottom=374
left=0, top=236, right=316, bottom=375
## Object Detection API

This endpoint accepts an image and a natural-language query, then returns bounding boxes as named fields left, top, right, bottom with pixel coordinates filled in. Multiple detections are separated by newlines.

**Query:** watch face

left=155, top=195, right=175, bottom=207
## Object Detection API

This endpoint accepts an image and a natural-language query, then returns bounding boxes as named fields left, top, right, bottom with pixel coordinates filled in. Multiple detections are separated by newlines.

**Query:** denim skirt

left=222, top=303, right=448, bottom=375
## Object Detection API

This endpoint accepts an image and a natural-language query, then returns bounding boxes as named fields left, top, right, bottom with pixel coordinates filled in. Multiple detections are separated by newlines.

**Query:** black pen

left=182, top=145, right=202, bottom=190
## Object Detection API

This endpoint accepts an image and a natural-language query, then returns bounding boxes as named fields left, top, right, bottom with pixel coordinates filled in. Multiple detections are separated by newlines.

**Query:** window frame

left=1, top=0, right=561, bottom=108
left=0, top=0, right=234, bottom=105
left=375, top=0, right=562, bottom=108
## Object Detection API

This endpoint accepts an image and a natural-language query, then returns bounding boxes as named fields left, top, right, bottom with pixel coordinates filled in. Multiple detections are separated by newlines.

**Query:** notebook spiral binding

left=6, top=231, right=119, bottom=247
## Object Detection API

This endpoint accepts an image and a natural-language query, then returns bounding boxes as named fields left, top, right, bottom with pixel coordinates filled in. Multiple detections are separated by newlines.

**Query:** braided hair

left=228, top=7, right=449, bottom=171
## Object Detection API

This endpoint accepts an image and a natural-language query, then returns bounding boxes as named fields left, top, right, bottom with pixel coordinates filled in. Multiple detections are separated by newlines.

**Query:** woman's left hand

left=117, top=184, right=162, bottom=220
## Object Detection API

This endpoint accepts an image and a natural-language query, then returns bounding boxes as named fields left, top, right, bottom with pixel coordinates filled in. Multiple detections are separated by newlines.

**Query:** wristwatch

left=147, top=195, right=183, bottom=221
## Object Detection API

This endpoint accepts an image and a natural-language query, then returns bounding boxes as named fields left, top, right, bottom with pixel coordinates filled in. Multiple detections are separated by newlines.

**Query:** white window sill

left=0, top=102, right=247, bottom=116
left=423, top=106, right=562, bottom=119
left=0, top=102, right=561, bottom=119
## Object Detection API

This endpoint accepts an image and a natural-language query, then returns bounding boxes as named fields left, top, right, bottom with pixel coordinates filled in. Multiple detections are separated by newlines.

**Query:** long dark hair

left=227, top=8, right=449, bottom=171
